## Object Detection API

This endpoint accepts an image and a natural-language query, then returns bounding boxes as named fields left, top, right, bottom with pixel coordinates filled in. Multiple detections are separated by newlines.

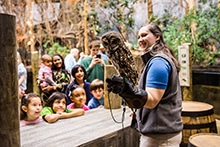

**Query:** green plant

left=89, top=0, right=137, bottom=37
left=152, top=6, right=220, bottom=66
left=43, top=40, right=69, bottom=58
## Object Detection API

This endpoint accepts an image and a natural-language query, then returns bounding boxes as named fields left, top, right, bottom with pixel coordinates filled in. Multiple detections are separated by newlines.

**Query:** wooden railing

left=20, top=107, right=140, bottom=147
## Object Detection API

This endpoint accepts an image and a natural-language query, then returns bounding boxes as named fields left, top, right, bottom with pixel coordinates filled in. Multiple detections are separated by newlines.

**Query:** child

left=88, top=79, right=104, bottom=109
left=41, top=92, right=84, bottom=123
left=38, top=54, right=56, bottom=87
left=17, top=51, right=27, bottom=99
left=65, top=64, right=93, bottom=105
left=67, top=84, right=89, bottom=111
left=20, top=93, right=43, bottom=126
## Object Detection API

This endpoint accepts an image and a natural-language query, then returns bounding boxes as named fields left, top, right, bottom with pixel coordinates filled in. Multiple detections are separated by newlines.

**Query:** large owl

left=101, top=31, right=138, bottom=88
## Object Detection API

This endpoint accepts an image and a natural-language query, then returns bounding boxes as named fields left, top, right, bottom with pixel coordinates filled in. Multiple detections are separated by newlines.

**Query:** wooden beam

left=0, top=13, right=20, bottom=147
left=31, top=51, right=39, bottom=94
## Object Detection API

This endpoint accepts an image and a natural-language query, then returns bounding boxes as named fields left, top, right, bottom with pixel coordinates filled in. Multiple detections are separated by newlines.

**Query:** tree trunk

left=83, top=0, right=89, bottom=55
left=186, top=0, right=196, bottom=37
left=26, top=0, right=35, bottom=52
left=118, top=0, right=126, bottom=39
left=186, top=0, right=197, bottom=62
left=218, top=0, right=220, bottom=18
left=0, top=13, right=20, bottom=147
left=148, top=0, right=153, bottom=21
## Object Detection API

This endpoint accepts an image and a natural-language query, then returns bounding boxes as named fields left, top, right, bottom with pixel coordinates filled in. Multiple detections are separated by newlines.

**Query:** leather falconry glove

left=106, top=75, right=147, bottom=109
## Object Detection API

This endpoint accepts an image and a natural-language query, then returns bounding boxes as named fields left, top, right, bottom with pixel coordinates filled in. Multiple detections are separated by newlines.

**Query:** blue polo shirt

left=146, top=57, right=171, bottom=89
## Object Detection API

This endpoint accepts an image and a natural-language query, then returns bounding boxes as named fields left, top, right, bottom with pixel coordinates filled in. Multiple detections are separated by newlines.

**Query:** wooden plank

left=20, top=107, right=136, bottom=147
left=79, top=126, right=140, bottom=147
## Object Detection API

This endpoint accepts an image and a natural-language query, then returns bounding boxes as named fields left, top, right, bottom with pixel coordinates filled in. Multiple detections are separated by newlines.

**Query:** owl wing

left=101, top=31, right=138, bottom=88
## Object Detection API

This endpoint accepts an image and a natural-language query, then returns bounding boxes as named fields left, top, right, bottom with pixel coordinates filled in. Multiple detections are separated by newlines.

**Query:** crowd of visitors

left=18, top=23, right=183, bottom=147
left=20, top=39, right=107, bottom=125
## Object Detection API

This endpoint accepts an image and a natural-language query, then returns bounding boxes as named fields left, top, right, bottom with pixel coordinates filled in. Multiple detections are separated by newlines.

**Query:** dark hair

left=20, top=93, right=42, bottom=120
left=90, top=79, right=104, bottom=91
left=144, top=23, right=180, bottom=72
left=45, top=92, right=67, bottom=109
left=89, top=40, right=101, bottom=49
left=68, top=84, right=81, bottom=97
left=51, top=54, right=66, bottom=70
left=17, top=51, right=25, bottom=64
left=71, top=64, right=87, bottom=80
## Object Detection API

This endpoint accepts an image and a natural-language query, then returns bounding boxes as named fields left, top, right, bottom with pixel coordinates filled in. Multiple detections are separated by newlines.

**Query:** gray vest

left=136, top=52, right=183, bottom=134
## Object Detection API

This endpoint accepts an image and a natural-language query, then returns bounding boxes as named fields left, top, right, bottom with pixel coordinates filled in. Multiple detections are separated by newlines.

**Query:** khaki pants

left=139, top=132, right=182, bottom=147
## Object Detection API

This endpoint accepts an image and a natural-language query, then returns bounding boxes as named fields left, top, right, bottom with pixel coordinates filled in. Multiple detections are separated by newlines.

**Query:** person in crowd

left=98, top=43, right=108, bottom=61
left=67, top=84, right=89, bottom=111
left=17, top=51, right=27, bottom=99
left=38, top=54, right=55, bottom=87
left=39, top=54, right=71, bottom=103
left=65, top=64, right=93, bottom=105
left=20, top=93, right=43, bottom=126
left=106, top=23, right=183, bottom=147
left=41, top=92, right=84, bottom=123
left=88, top=79, right=104, bottom=109
left=81, top=40, right=108, bottom=83
left=64, top=48, right=81, bottom=73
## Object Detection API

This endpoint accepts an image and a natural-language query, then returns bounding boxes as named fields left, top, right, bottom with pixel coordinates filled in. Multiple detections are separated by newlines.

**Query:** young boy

left=80, top=40, right=108, bottom=83
left=88, top=79, right=104, bottom=109
left=38, top=54, right=56, bottom=87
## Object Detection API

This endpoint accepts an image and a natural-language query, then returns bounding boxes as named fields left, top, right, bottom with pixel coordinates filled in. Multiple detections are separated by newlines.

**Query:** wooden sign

left=178, top=44, right=190, bottom=87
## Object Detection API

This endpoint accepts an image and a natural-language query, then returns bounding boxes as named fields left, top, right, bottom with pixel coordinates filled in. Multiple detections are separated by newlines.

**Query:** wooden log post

left=0, top=13, right=20, bottom=146
left=31, top=51, right=39, bottom=94
left=104, top=65, right=121, bottom=109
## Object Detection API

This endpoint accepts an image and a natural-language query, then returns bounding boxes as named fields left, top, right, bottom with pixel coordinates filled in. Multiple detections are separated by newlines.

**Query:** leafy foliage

left=89, top=0, right=137, bottom=36
left=152, top=6, right=220, bottom=66
left=43, top=40, right=69, bottom=58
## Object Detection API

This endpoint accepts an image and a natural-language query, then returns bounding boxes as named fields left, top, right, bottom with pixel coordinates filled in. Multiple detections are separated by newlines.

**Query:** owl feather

left=101, top=31, right=138, bottom=88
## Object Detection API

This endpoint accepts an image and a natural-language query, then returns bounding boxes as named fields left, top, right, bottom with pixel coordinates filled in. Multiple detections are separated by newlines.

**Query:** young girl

left=20, top=93, right=43, bottom=126
left=41, top=92, right=84, bottom=123
left=65, top=64, right=93, bottom=105
left=67, top=84, right=89, bottom=111
left=38, top=54, right=54, bottom=87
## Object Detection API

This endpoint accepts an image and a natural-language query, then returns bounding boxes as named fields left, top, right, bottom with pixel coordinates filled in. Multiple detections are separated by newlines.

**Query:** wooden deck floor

left=20, top=107, right=135, bottom=147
